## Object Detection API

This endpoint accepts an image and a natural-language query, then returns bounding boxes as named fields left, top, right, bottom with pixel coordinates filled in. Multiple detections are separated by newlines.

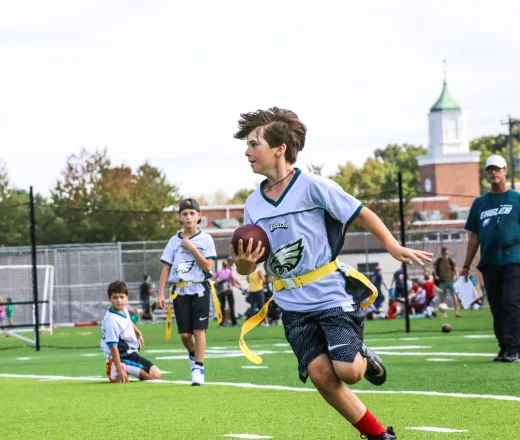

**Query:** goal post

left=0, top=265, right=55, bottom=344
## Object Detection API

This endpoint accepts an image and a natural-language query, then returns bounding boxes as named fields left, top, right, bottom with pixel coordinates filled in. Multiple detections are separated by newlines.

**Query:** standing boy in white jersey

left=232, top=108, right=432, bottom=440
left=101, top=280, right=161, bottom=382
left=157, top=198, right=217, bottom=386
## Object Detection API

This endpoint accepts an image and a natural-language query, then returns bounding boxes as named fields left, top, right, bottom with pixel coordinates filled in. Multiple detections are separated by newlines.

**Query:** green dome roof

left=430, top=81, right=461, bottom=112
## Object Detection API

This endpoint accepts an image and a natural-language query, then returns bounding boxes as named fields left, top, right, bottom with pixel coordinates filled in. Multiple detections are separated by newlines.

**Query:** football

left=106, top=360, right=127, bottom=383
left=441, top=323, right=452, bottom=333
left=231, top=225, right=271, bottom=263
left=439, top=303, right=448, bottom=311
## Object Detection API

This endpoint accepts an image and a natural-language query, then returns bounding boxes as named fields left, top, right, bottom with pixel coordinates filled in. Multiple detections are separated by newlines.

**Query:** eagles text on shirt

left=244, top=168, right=363, bottom=312
left=160, top=231, right=217, bottom=295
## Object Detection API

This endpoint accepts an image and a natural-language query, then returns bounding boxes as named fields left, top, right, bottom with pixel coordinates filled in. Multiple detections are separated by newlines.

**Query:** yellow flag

left=239, top=297, right=273, bottom=364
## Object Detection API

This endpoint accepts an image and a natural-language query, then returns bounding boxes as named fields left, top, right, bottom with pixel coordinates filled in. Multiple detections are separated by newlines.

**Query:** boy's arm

left=355, top=207, right=432, bottom=265
left=109, top=346, right=129, bottom=383
left=181, top=239, right=212, bottom=272
left=157, top=263, right=171, bottom=309
left=133, top=323, right=144, bottom=347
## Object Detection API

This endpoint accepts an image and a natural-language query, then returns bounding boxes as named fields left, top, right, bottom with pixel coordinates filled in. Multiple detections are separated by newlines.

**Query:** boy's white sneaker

left=191, top=366, right=204, bottom=386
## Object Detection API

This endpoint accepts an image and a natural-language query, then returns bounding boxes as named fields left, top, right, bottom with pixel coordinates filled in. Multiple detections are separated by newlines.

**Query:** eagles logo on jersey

left=270, top=238, right=305, bottom=277
left=172, top=260, right=196, bottom=277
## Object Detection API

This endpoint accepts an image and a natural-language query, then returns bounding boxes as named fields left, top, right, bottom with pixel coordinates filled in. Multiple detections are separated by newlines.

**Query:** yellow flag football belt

left=165, top=280, right=223, bottom=340
left=239, top=259, right=378, bottom=364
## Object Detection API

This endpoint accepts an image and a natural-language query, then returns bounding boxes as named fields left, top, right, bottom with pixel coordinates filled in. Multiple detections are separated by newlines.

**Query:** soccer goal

left=0, top=265, right=55, bottom=344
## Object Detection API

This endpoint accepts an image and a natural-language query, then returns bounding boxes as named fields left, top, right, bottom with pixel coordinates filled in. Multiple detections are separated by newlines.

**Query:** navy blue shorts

left=282, top=305, right=365, bottom=383
left=173, top=288, right=210, bottom=334
left=120, top=352, right=154, bottom=374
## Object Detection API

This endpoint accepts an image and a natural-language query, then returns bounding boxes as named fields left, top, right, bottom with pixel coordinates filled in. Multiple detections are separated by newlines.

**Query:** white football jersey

left=160, top=231, right=216, bottom=295
left=100, top=307, right=139, bottom=358
left=244, top=169, right=363, bottom=312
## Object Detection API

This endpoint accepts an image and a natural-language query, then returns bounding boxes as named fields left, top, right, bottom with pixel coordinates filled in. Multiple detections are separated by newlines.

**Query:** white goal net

left=0, top=265, right=55, bottom=344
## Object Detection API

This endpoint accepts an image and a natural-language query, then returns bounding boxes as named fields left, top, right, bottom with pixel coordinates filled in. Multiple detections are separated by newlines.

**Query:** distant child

left=157, top=198, right=217, bottom=386
left=0, top=297, right=6, bottom=327
left=6, top=298, right=13, bottom=328
left=386, top=298, right=399, bottom=320
left=423, top=273, right=441, bottom=318
left=101, top=280, right=161, bottom=383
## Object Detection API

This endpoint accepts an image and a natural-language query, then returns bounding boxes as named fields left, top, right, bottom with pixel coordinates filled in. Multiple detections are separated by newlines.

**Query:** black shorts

left=120, top=352, right=154, bottom=374
left=282, top=305, right=365, bottom=383
left=173, top=288, right=211, bottom=334
left=249, top=290, right=265, bottom=310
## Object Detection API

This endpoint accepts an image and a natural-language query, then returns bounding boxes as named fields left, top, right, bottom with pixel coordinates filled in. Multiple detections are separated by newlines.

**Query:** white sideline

left=406, top=427, right=468, bottom=433
left=1, top=374, right=520, bottom=402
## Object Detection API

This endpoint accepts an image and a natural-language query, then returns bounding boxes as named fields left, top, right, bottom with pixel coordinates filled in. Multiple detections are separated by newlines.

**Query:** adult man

left=434, top=247, right=461, bottom=317
left=140, top=274, right=155, bottom=320
left=390, top=265, right=404, bottom=298
left=462, top=154, right=520, bottom=363
left=371, top=266, right=388, bottom=310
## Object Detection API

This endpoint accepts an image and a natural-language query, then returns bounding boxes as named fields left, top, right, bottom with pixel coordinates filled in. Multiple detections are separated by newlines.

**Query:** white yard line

left=223, top=435, right=272, bottom=439
left=406, top=427, right=468, bottom=433
left=1, top=374, right=520, bottom=402
left=376, top=351, right=496, bottom=357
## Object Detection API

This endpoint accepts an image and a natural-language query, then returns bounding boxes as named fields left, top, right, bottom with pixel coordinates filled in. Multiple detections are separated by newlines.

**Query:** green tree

left=469, top=134, right=520, bottom=192
left=330, top=144, right=425, bottom=231
left=306, top=163, right=323, bottom=176
left=51, top=148, right=182, bottom=243
left=231, top=188, right=255, bottom=204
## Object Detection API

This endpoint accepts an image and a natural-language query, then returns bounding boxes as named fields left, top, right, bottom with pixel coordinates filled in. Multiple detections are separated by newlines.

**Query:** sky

left=1, top=0, right=520, bottom=201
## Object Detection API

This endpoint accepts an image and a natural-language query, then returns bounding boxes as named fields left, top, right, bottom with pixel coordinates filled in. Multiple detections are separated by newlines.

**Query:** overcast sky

left=1, top=0, right=519, bottom=200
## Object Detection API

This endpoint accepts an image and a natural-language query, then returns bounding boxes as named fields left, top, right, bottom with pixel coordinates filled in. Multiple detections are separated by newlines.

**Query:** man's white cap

left=485, top=154, right=507, bottom=169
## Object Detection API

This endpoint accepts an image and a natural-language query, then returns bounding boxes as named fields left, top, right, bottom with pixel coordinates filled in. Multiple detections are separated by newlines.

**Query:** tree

left=330, top=144, right=425, bottom=231
left=51, top=148, right=182, bottom=243
left=231, top=188, right=255, bottom=204
left=0, top=159, right=8, bottom=202
left=469, top=134, right=520, bottom=192
left=307, top=163, right=323, bottom=176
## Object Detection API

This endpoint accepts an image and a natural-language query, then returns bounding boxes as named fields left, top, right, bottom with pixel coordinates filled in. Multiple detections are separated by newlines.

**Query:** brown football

left=231, top=225, right=270, bottom=263
left=442, top=323, right=452, bottom=333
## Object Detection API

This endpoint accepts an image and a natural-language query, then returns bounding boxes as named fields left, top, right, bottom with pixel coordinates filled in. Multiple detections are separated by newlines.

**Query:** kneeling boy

left=101, top=280, right=161, bottom=382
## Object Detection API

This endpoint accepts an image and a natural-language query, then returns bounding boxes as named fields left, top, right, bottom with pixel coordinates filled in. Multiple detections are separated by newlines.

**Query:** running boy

left=157, top=198, right=217, bottom=386
left=100, top=280, right=161, bottom=382
left=232, top=108, right=432, bottom=440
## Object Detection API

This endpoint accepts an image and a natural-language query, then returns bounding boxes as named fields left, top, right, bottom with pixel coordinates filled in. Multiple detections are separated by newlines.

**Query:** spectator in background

left=390, top=265, right=404, bottom=298
left=386, top=298, right=398, bottom=320
left=434, top=247, right=461, bottom=318
left=462, top=154, right=520, bottom=363
left=213, top=259, right=243, bottom=327
left=6, top=298, right=13, bottom=329
left=423, top=272, right=441, bottom=318
left=140, top=274, right=156, bottom=321
left=246, top=265, right=266, bottom=322
left=0, top=297, right=5, bottom=329
left=371, top=266, right=388, bottom=310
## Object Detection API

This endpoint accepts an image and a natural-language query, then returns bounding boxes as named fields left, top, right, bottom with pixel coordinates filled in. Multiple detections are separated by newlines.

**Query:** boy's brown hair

left=234, top=107, right=307, bottom=164
left=108, top=280, right=129, bottom=298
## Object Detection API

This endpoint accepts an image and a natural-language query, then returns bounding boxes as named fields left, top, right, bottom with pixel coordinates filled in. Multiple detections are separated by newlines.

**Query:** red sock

left=353, top=409, right=386, bottom=436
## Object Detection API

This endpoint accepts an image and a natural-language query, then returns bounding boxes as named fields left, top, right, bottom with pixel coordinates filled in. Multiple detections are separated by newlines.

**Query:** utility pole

left=501, top=116, right=520, bottom=190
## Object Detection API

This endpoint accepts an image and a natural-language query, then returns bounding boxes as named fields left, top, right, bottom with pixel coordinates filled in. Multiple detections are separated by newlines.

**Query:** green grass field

left=1, top=310, right=519, bottom=439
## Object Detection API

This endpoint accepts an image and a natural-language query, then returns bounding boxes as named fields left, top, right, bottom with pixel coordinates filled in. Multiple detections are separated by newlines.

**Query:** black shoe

left=493, top=348, right=506, bottom=362
left=361, top=426, right=397, bottom=439
left=502, top=352, right=520, bottom=363
left=361, top=345, right=387, bottom=386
